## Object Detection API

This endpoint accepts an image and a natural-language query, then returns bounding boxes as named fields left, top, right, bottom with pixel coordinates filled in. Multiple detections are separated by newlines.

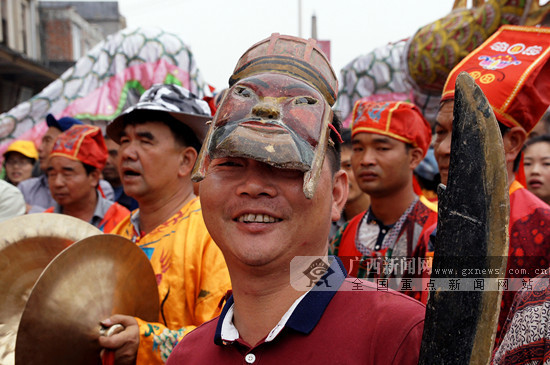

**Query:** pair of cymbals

left=0, top=214, right=159, bottom=365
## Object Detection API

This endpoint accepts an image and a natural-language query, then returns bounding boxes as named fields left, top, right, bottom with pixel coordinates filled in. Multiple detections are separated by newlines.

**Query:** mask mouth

left=238, top=119, right=290, bottom=134
left=207, top=117, right=315, bottom=172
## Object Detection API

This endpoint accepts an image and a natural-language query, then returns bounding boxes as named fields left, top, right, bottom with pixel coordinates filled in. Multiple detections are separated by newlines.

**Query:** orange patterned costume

left=111, top=197, right=231, bottom=364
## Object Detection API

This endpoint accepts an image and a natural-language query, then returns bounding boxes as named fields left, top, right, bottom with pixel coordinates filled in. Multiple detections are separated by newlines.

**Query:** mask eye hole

left=295, top=96, right=318, bottom=105
left=234, top=86, right=252, bottom=98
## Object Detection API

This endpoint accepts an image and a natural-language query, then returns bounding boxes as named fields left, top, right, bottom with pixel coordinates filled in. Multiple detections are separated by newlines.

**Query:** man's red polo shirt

left=167, top=257, right=425, bottom=365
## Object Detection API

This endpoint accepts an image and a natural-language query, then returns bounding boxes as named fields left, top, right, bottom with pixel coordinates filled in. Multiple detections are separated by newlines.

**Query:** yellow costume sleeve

left=112, top=198, right=231, bottom=364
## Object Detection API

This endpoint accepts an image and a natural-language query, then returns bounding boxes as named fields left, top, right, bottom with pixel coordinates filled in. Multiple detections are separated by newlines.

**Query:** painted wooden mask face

left=192, top=72, right=333, bottom=199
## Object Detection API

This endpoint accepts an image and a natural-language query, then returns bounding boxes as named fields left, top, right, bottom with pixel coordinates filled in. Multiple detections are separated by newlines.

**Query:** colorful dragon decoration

left=3, top=2, right=550, bottom=152
left=336, top=0, right=550, bottom=125
left=0, top=26, right=210, bottom=156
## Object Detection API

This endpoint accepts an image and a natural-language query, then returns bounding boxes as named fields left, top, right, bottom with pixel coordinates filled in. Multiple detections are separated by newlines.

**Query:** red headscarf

left=351, top=100, right=432, bottom=157
left=442, top=25, right=550, bottom=133
left=50, top=125, right=107, bottom=170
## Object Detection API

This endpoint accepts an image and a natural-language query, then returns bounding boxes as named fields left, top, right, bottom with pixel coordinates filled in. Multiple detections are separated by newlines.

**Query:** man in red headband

left=19, top=114, right=115, bottom=213
left=167, top=34, right=425, bottom=365
left=45, top=124, right=129, bottom=232
left=432, top=25, right=550, bottom=345
left=331, top=100, right=436, bottom=286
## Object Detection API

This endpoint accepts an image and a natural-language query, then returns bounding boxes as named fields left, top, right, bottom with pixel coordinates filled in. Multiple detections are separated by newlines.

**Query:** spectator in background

left=3, top=140, right=38, bottom=186
left=413, top=147, right=440, bottom=203
left=329, top=127, right=370, bottom=241
left=0, top=180, right=25, bottom=222
left=45, top=125, right=129, bottom=232
left=523, top=135, right=550, bottom=205
left=103, top=134, right=138, bottom=211
left=432, top=25, right=550, bottom=343
left=528, top=110, right=550, bottom=139
left=18, top=114, right=114, bottom=213
left=331, top=100, right=436, bottom=279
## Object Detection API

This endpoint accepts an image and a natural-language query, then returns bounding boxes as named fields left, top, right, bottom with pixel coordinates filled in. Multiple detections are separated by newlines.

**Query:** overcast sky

left=117, top=0, right=455, bottom=90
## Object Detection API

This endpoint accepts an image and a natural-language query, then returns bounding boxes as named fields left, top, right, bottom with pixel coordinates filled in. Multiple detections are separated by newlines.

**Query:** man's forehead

left=45, top=127, right=61, bottom=138
left=122, top=120, right=170, bottom=135
left=48, top=155, right=84, bottom=169
left=525, top=142, right=550, bottom=153
left=436, top=101, right=454, bottom=126
left=104, top=139, right=118, bottom=148
left=353, top=133, right=402, bottom=145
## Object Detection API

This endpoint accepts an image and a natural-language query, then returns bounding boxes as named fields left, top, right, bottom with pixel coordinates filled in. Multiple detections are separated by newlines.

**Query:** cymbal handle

left=102, top=350, right=115, bottom=365
left=99, top=323, right=124, bottom=365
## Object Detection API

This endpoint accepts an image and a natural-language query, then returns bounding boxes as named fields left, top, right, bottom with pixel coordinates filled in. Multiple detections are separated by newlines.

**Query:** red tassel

left=101, top=350, right=115, bottom=365
left=516, top=151, right=527, bottom=186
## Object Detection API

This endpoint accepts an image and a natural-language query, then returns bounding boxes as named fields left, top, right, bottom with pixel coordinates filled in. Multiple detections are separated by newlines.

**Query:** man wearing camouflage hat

left=99, top=84, right=230, bottom=364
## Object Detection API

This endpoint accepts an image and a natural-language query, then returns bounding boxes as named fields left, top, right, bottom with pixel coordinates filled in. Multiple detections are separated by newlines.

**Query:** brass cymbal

left=15, top=234, right=159, bottom=365
left=0, top=213, right=101, bottom=365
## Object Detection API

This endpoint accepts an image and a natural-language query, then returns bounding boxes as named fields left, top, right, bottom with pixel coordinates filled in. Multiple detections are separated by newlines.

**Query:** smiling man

left=331, top=100, right=436, bottom=281
left=167, top=33, right=425, bottom=365
left=99, top=84, right=230, bottom=364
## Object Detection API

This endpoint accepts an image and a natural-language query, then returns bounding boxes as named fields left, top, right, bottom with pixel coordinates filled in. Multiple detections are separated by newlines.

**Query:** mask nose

left=252, top=102, right=281, bottom=120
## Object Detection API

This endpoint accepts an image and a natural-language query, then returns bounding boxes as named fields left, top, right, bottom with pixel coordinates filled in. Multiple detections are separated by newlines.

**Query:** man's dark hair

left=126, top=110, right=202, bottom=152
left=82, top=163, right=97, bottom=175
left=524, top=134, right=550, bottom=149
left=82, top=162, right=101, bottom=189
left=327, top=113, right=343, bottom=175
left=340, top=127, right=352, bottom=148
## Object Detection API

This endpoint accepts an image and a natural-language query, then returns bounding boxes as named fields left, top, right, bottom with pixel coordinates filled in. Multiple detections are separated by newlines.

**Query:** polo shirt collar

left=214, top=256, right=348, bottom=346
left=40, top=174, right=48, bottom=187
left=89, top=193, right=114, bottom=228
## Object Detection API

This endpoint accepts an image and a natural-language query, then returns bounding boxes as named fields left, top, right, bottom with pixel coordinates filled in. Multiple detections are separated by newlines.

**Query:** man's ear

left=331, top=169, right=348, bottom=222
left=502, top=127, right=527, bottom=164
left=178, top=146, right=198, bottom=177
left=409, top=147, right=425, bottom=170
left=89, top=169, right=101, bottom=188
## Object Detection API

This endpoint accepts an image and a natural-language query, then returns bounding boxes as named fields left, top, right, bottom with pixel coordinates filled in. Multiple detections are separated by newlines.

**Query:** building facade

left=0, top=0, right=56, bottom=113
left=0, top=0, right=125, bottom=113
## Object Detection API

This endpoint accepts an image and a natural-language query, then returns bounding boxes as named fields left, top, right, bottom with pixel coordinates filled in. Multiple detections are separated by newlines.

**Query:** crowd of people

left=2, top=24, right=550, bottom=364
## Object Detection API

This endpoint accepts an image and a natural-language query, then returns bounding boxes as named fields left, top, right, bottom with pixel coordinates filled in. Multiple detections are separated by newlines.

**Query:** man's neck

left=137, top=185, right=195, bottom=234
left=232, top=282, right=300, bottom=347
left=507, top=163, right=516, bottom=189
left=369, top=186, right=416, bottom=225
left=228, top=253, right=325, bottom=347
left=108, top=179, right=122, bottom=189
left=344, top=194, right=370, bottom=221
left=62, top=191, right=98, bottom=223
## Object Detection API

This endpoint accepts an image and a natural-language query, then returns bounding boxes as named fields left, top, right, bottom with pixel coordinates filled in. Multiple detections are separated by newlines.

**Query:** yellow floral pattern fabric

left=111, top=197, right=231, bottom=364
